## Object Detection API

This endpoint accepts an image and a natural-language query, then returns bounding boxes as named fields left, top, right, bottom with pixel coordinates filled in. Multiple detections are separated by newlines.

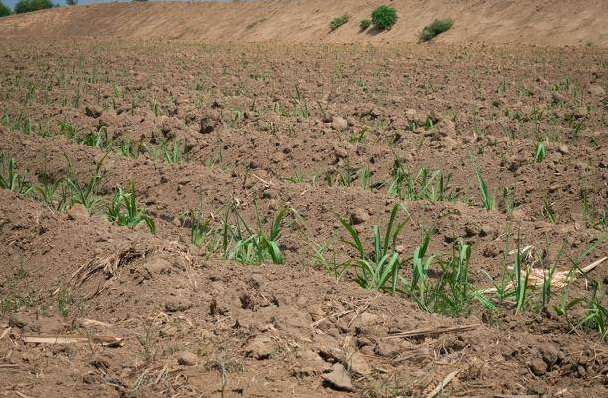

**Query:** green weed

left=0, top=154, right=32, bottom=195
left=578, top=281, right=608, bottom=340
left=542, top=199, right=556, bottom=224
left=339, top=204, right=405, bottom=292
left=107, top=182, right=156, bottom=233
left=476, top=169, right=496, bottom=210
left=222, top=204, right=287, bottom=265
left=389, top=160, right=454, bottom=202
left=412, top=240, right=494, bottom=316
left=35, top=177, right=68, bottom=211
left=64, top=155, right=105, bottom=213
left=534, top=139, right=547, bottom=162
left=161, top=140, right=185, bottom=165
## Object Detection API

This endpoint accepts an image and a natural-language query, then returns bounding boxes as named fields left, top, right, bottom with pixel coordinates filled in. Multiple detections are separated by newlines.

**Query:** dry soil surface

left=1, top=4, right=608, bottom=398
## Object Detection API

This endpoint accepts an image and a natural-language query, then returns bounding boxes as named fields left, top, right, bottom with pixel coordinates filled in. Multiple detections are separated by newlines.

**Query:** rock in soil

left=8, top=314, right=28, bottom=329
left=176, top=351, right=198, bottom=366
left=350, top=208, right=369, bottom=225
left=322, top=363, right=354, bottom=392
left=143, top=257, right=172, bottom=276
left=199, top=117, right=216, bottom=134
left=164, top=297, right=193, bottom=312
left=244, top=335, right=274, bottom=360
left=85, top=105, right=102, bottom=118
left=348, top=352, right=371, bottom=376
left=530, top=357, right=547, bottom=376
left=67, top=204, right=89, bottom=220
left=331, top=116, right=348, bottom=131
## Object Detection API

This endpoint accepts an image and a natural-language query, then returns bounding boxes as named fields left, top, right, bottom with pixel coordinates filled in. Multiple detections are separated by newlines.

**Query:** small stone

left=574, top=106, right=588, bottom=118
left=529, top=358, right=547, bottom=376
left=67, top=204, right=89, bottom=220
left=436, top=119, right=456, bottom=136
left=143, top=257, right=172, bottom=277
left=374, top=340, right=401, bottom=357
left=322, top=363, right=353, bottom=392
left=463, top=224, right=477, bottom=238
left=176, top=351, right=198, bottom=366
left=478, top=224, right=496, bottom=238
left=349, top=208, right=369, bottom=225
left=577, top=364, right=587, bottom=377
left=85, top=105, right=102, bottom=118
left=9, top=314, right=28, bottom=328
left=331, top=116, right=348, bottom=131
left=82, top=373, right=98, bottom=384
left=540, top=345, right=560, bottom=367
left=405, top=108, right=426, bottom=125
left=199, top=117, right=215, bottom=134
left=292, top=349, right=329, bottom=377
left=557, top=144, right=569, bottom=155
left=348, top=352, right=371, bottom=376
left=405, top=108, right=418, bottom=121
left=511, top=208, right=527, bottom=220
left=334, top=146, right=348, bottom=159
left=551, top=92, right=567, bottom=103
left=588, top=84, right=606, bottom=97
left=244, top=335, right=274, bottom=360
left=164, top=297, right=192, bottom=313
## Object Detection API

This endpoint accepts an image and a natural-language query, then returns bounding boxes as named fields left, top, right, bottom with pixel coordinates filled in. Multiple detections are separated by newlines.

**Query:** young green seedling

left=339, top=204, right=405, bottom=293
left=107, top=182, right=156, bottom=234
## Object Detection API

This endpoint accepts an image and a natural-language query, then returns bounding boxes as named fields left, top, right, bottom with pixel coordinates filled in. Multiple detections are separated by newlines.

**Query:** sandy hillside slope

left=0, top=0, right=607, bottom=46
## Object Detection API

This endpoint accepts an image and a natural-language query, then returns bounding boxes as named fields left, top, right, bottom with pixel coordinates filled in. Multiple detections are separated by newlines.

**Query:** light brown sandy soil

left=0, top=0, right=607, bottom=46
left=1, top=3, right=608, bottom=398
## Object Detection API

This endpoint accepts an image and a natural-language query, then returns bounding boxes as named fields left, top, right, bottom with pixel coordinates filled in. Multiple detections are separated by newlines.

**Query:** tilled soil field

left=1, top=40, right=608, bottom=397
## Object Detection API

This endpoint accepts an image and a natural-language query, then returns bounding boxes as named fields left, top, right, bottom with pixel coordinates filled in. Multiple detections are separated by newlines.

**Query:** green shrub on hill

left=420, top=18, right=454, bottom=42
left=0, top=1, right=11, bottom=17
left=359, top=19, right=372, bottom=31
left=371, top=5, right=397, bottom=30
left=14, top=0, right=53, bottom=14
left=330, top=15, right=349, bottom=31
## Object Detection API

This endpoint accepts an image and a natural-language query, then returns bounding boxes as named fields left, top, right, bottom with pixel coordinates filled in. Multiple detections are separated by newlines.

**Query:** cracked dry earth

left=1, top=40, right=608, bottom=397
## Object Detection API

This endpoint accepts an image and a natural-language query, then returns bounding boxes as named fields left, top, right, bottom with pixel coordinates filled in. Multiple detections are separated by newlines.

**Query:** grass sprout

left=0, top=154, right=32, bottom=195
left=339, top=204, right=405, bottom=292
left=222, top=203, right=287, bottom=265
left=389, top=160, right=454, bottom=202
left=107, top=182, right=156, bottom=233
left=476, top=169, right=496, bottom=210
left=64, top=155, right=105, bottom=213
left=534, top=139, right=547, bottom=162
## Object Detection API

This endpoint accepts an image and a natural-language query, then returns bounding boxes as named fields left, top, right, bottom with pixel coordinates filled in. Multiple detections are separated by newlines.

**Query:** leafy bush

left=0, top=1, right=11, bottom=17
left=330, top=15, right=349, bottom=31
left=371, top=5, right=397, bottom=30
left=359, top=19, right=372, bottom=31
left=419, top=18, right=454, bottom=42
left=14, top=0, right=53, bottom=14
